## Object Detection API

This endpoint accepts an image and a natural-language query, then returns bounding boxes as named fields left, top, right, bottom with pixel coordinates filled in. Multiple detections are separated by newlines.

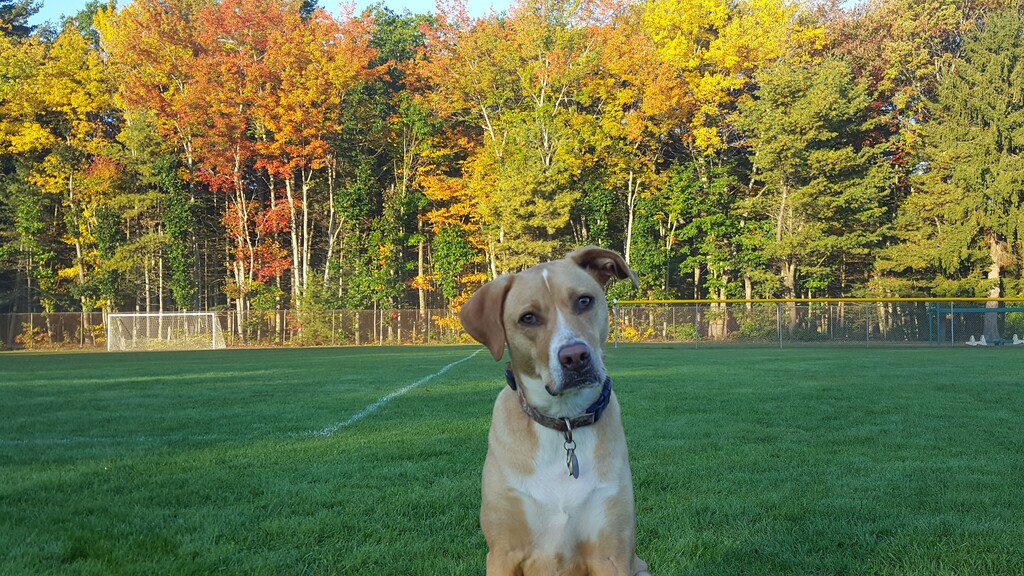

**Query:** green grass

left=2, top=345, right=1023, bottom=575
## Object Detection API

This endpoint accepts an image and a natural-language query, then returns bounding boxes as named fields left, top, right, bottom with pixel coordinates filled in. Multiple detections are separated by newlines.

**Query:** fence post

left=865, top=302, right=870, bottom=347
left=694, top=303, right=700, bottom=350
left=777, top=302, right=783, bottom=349
left=613, top=299, right=619, bottom=348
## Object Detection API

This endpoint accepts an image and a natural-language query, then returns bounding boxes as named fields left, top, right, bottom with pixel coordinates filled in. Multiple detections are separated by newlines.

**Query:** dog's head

left=460, top=246, right=638, bottom=416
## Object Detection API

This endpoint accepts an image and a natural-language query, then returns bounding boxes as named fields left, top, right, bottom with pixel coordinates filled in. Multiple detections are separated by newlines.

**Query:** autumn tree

left=25, top=23, right=119, bottom=317
left=254, top=6, right=376, bottom=307
left=0, top=28, right=47, bottom=313
left=96, top=0, right=214, bottom=309
left=643, top=0, right=825, bottom=154
left=420, top=0, right=602, bottom=275
left=582, top=0, right=685, bottom=279
left=373, top=8, right=439, bottom=314
left=828, top=0, right=1010, bottom=167
left=634, top=0, right=826, bottom=300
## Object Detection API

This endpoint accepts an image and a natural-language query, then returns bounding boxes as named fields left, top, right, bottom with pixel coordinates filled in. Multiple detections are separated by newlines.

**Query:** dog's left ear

left=567, top=246, right=639, bottom=290
left=459, top=275, right=513, bottom=361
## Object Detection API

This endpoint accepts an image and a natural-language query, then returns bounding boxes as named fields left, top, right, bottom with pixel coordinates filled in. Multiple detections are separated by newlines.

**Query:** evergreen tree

left=734, top=57, right=891, bottom=303
left=888, top=10, right=1024, bottom=337
left=0, top=0, right=39, bottom=38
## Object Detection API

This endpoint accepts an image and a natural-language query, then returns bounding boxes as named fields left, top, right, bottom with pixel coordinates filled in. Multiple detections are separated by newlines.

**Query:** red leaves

left=256, top=197, right=292, bottom=236
left=252, top=239, right=291, bottom=282
left=107, top=0, right=379, bottom=303
left=222, top=195, right=293, bottom=284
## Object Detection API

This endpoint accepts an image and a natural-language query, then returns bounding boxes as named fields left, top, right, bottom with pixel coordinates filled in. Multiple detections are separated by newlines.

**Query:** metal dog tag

left=566, top=446, right=579, bottom=479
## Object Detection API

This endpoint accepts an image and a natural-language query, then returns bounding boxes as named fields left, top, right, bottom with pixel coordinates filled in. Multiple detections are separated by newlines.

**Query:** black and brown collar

left=504, top=363, right=612, bottom=433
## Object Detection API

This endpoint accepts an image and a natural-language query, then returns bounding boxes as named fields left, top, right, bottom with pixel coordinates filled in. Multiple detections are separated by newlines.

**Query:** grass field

left=2, top=345, right=1023, bottom=575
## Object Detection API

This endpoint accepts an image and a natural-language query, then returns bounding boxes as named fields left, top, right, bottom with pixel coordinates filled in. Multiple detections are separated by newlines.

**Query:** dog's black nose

left=558, top=343, right=591, bottom=372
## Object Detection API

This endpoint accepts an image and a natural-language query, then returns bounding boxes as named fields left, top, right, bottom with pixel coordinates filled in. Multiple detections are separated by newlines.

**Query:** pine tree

left=0, top=0, right=39, bottom=38
left=894, top=10, right=1024, bottom=338
left=734, top=57, right=890, bottom=304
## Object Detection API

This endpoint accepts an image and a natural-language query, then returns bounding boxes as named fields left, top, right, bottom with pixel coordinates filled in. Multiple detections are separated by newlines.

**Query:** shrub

left=1005, top=311, right=1024, bottom=336
left=736, top=308, right=777, bottom=341
left=15, top=323, right=51, bottom=350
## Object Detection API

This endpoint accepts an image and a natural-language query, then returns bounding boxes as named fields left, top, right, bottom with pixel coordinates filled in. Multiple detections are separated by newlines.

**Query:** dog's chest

left=513, top=424, right=619, bottom=547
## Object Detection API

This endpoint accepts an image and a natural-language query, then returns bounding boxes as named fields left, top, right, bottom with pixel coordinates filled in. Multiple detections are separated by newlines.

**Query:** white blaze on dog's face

left=460, top=247, right=638, bottom=418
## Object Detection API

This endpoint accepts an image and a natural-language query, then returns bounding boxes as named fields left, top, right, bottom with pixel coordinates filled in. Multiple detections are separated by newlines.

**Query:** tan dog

left=460, top=246, right=650, bottom=576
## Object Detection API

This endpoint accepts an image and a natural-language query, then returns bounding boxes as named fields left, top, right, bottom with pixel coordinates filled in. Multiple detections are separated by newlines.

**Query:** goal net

left=107, top=312, right=226, bottom=351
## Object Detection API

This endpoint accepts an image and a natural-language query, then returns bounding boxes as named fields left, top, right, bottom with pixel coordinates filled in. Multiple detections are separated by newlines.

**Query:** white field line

left=311, top=348, right=482, bottom=437
left=0, top=349, right=483, bottom=447
left=0, top=434, right=231, bottom=446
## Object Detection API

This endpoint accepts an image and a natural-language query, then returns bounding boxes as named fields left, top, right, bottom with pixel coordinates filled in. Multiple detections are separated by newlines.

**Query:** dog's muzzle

left=548, top=342, right=601, bottom=395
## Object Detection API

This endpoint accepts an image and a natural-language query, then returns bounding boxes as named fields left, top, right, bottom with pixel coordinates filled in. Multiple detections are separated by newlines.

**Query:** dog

left=460, top=246, right=650, bottom=576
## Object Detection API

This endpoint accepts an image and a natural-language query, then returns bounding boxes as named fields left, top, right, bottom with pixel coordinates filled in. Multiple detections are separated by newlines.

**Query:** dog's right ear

left=567, top=246, right=639, bottom=290
left=459, top=275, right=513, bottom=361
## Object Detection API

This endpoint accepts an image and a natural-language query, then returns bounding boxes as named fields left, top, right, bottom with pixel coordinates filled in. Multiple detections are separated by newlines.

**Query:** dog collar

left=504, top=363, right=612, bottom=480
left=504, top=363, right=613, bottom=433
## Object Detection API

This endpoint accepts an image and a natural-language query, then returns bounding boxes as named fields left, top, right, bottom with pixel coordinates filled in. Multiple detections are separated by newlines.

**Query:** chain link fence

left=612, top=300, right=1024, bottom=347
left=0, top=309, right=467, bottom=351
left=3, top=299, right=1024, bottom=351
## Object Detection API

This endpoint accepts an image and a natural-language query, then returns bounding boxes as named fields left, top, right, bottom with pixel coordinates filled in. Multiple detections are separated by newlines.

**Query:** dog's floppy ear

left=567, top=246, right=639, bottom=290
left=459, top=275, right=513, bottom=361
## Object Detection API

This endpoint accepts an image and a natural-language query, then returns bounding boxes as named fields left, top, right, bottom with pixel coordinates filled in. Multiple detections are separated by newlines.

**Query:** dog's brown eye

left=519, top=312, right=540, bottom=326
left=575, top=295, right=593, bottom=313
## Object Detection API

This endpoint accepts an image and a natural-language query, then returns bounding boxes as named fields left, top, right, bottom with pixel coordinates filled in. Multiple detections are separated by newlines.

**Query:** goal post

left=107, top=312, right=226, bottom=351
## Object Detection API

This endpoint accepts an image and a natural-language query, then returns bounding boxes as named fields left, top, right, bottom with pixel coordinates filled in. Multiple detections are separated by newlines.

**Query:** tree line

left=1, top=0, right=1022, bottom=319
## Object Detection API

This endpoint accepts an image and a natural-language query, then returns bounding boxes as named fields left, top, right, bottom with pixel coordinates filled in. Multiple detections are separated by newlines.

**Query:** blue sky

left=28, top=1, right=514, bottom=27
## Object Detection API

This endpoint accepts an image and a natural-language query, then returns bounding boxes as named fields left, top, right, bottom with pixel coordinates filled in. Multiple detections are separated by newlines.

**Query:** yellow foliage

left=408, top=273, right=438, bottom=291
left=612, top=322, right=654, bottom=343
left=3, top=122, right=54, bottom=154
left=0, top=34, right=50, bottom=154
left=57, top=267, right=81, bottom=281
left=643, top=0, right=826, bottom=153
left=433, top=313, right=464, bottom=333
left=460, top=271, right=489, bottom=285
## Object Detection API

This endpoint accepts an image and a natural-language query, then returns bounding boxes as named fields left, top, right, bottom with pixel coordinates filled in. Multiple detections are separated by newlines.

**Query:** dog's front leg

left=578, top=530, right=649, bottom=576
left=520, top=553, right=568, bottom=575
left=486, top=550, right=566, bottom=576
left=582, top=554, right=646, bottom=576
left=485, top=549, right=525, bottom=576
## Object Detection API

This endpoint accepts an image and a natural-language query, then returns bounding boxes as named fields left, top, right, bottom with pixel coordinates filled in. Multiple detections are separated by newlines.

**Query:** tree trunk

left=144, top=262, right=151, bottom=313
left=301, top=166, right=313, bottom=298
left=624, top=171, right=639, bottom=265
left=418, top=233, right=426, bottom=316
left=285, top=177, right=301, bottom=305
left=744, top=273, right=753, bottom=310
left=184, top=134, right=202, bottom=310
left=984, top=233, right=1007, bottom=341
left=782, top=259, right=798, bottom=335
left=158, top=242, right=165, bottom=313
left=322, top=155, right=346, bottom=292
left=488, top=238, right=498, bottom=279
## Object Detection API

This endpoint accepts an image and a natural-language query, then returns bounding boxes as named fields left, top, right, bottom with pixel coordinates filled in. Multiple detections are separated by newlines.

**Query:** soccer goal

left=107, top=312, right=226, bottom=351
